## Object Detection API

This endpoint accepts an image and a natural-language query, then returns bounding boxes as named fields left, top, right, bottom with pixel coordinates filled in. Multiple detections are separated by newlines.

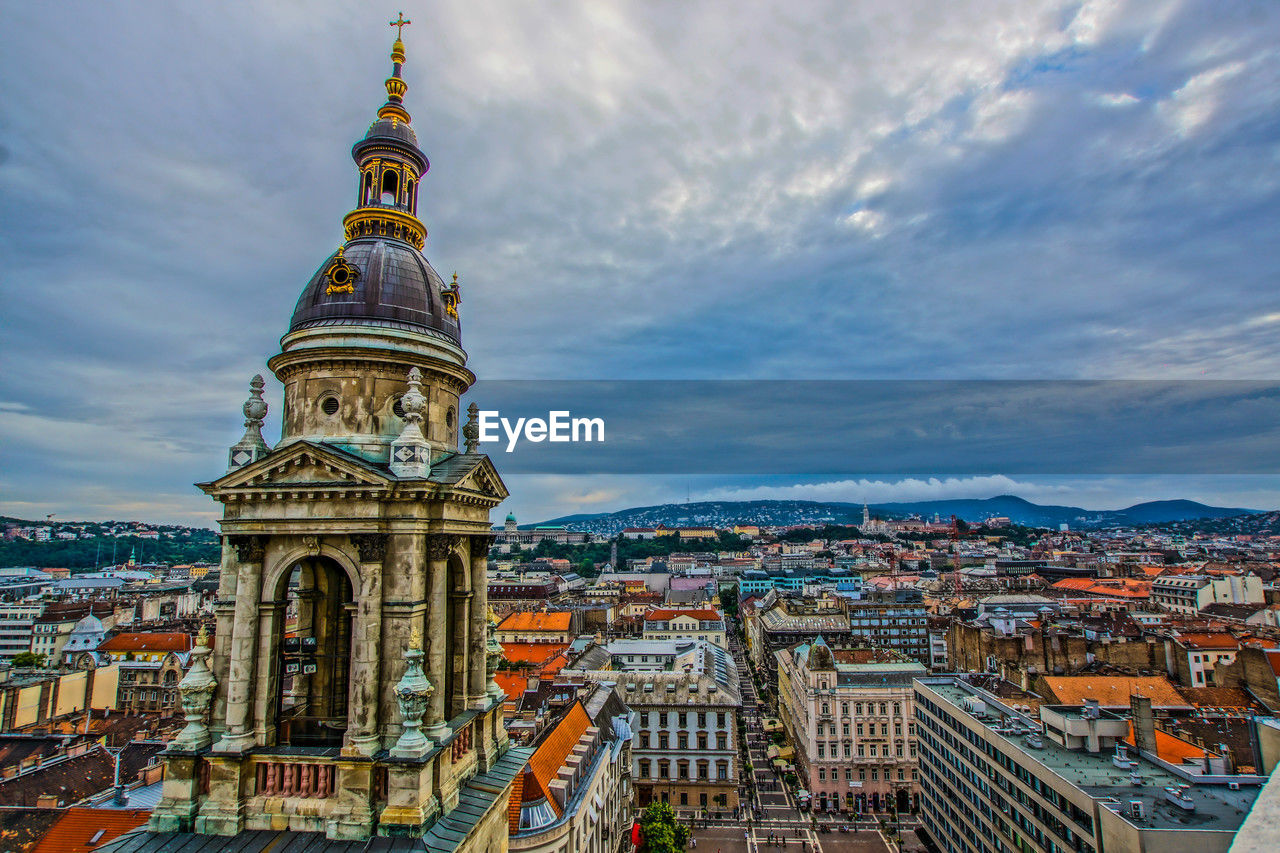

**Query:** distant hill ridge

left=535, top=495, right=1260, bottom=534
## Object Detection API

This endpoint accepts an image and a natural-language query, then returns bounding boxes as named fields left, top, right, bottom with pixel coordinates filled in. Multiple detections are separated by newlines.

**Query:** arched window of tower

left=274, top=560, right=353, bottom=748
left=380, top=170, right=398, bottom=205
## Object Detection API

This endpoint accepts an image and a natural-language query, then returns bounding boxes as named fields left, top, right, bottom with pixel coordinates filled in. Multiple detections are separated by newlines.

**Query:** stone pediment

left=428, top=453, right=509, bottom=502
left=202, top=441, right=393, bottom=494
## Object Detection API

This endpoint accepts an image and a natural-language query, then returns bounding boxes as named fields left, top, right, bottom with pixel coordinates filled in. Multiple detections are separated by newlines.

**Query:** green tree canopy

left=10, top=651, right=45, bottom=668
left=637, top=801, right=690, bottom=853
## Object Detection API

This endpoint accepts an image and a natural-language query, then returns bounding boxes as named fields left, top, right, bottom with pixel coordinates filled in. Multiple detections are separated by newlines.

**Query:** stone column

left=424, top=533, right=454, bottom=741
left=345, top=533, right=385, bottom=756
left=212, top=535, right=266, bottom=754
left=468, top=535, right=493, bottom=709
left=250, top=598, right=283, bottom=745
left=208, top=539, right=241, bottom=740
left=448, top=544, right=472, bottom=719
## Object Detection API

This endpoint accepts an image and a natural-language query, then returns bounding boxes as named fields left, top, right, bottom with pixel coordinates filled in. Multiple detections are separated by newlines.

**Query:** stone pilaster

left=448, top=550, right=471, bottom=720
left=468, top=535, right=492, bottom=709
left=251, top=600, right=283, bottom=745
left=345, top=533, right=385, bottom=756
left=380, top=759, right=440, bottom=836
left=148, top=753, right=202, bottom=831
left=195, top=754, right=253, bottom=836
left=424, top=534, right=454, bottom=741
left=208, top=540, right=240, bottom=741
left=212, top=535, right=266, bottom=755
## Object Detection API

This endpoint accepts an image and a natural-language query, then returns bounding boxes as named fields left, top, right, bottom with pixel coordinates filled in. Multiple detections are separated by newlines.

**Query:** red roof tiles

left=96, top=633, right=191, bottom=653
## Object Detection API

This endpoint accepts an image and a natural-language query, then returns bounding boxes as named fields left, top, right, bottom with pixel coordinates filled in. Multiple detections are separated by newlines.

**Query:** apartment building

left=576, top=648, right=740, bottom=813
left=776, top=637, right=925, bottom=813
left=508, top=686, right=632, bottom=853
left=72, top=632, right=193, bottom=715
left=0, top=603, right=43, bottom=662
left=914, top=677, right=1263, bottom=853
left=641, top=608, right=726, bottom=650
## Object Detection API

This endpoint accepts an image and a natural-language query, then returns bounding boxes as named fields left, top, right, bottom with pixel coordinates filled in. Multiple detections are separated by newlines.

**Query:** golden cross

left=390, top=12, right=411, bottom=38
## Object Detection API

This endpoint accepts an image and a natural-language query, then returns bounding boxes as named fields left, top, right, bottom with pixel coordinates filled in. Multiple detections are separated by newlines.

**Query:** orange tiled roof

left=1125, top=723, right=1210, bottom=764
left=507, top=702, right=593, bottom=833
left=1041, top=676, right=1189, bottom=709
left=1051, top=579, right=1096, bottom=591
left=494, top=671, right=528, bottom=702
left=644, top=608, right=721, bottom=622
left=1051, top=578, right=1149, bottom=599
left=1177, top=633, right=1241, bottom=650
left=500, top=642, right=570, bottom=667
left=97, top=632, right=192, bottom=653
left=506, top=771, right=525, bottom=833
left=32, top=807, right=150, bottom=852
left=1264, top=649, right=1280, bottom=678
left=498, top=611, right=573, bottom=633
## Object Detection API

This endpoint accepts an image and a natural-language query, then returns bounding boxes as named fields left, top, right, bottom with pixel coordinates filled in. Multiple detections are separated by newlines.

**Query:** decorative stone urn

left=172, top=625, right=217, bottom=751
left=391, top=631, right=435, bottom=759
left=486, top=618, right=504, bottom=700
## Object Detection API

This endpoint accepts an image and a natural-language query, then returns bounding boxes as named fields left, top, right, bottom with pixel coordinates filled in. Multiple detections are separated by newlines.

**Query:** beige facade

left=601, top=670, right=740, bottom=814
left=776, top=639, right=923, bottom=813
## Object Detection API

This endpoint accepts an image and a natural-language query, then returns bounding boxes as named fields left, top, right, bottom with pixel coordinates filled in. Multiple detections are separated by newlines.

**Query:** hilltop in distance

left=536, top=495, right=1259, bottom=536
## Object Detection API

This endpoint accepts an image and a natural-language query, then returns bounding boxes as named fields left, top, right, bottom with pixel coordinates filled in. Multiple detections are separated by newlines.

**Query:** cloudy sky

left=3, top=0, right=1280, bottom=527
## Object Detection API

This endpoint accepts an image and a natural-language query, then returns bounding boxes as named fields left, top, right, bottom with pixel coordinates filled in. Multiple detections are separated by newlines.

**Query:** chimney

left=1130, top=694, right=1156, bottom=757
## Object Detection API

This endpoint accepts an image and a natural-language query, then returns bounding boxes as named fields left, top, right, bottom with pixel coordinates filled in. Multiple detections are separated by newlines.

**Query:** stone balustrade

left=255, top=761, right=337, bottom=798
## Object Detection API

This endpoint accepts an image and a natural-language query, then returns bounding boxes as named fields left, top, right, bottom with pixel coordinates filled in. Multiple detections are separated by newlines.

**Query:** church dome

left=289, top=238, right=460, bottom=341
left=360, top=116, right=420, bottom=149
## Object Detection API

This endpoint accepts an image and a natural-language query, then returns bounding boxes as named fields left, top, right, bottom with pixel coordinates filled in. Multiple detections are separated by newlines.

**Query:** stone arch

left=263, top=543, right=363, bottom=599
left=260, top=545, right=361, bottom=749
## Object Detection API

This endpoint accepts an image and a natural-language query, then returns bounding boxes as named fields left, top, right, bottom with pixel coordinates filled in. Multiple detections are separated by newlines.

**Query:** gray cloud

left=3, top=0, right=1279, bottom=525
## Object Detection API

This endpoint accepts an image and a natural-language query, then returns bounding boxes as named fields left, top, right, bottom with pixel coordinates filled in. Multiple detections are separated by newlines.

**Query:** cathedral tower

left=141, top=19, right=528, bottom=850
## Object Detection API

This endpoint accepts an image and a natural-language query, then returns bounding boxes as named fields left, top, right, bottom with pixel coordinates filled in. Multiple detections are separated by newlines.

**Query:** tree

left=11, top=651, right=45, bottom=668
left=637, top=801, right=690, bottom=853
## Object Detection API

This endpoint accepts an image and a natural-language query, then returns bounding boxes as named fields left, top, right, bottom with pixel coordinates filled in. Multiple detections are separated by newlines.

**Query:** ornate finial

left=390, top=366, right=431, bottom=478
left=243, top=375, right=267, bottom=427
left=442, top=272, right=460, bottom=319
left=173, top=622, right=218, bottom=752
left=390, top=11, right=411, bottom=39
left=401, top=367, right=426, bottom=424
left=463, top=401, right=480, bottom=453
left=410, top=625, right=422, bottom=650
left=379, top=13, right=412, bottom=122
left=391, top=638, right=436, bottom=757
left=228, top=375, right=271, bottom=471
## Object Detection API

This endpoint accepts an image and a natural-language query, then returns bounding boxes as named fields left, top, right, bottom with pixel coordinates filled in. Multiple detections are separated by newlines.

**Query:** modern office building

left=914, top=676, right=1265, bottom=853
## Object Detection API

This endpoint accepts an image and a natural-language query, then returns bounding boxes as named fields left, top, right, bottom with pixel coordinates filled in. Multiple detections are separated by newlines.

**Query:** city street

left=700, top=621, right=904, bottom=853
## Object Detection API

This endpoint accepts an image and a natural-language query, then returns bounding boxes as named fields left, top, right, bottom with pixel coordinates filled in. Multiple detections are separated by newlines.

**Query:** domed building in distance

left=108, top=18, right=530, bottom=853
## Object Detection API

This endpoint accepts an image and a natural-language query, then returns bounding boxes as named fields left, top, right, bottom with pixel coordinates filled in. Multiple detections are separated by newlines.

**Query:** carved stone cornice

left=426, top=533, right=461, bottom=561
left=229, top=535, right=266, bottom=564
left=351, top=533, right=388, bottom=563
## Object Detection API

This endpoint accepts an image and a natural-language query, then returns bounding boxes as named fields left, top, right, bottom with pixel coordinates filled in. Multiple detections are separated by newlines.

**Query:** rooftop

left=917, top=677, right=1262, bottom=833
left=498, top=611, right=573, bottom=633
left=1039, top=676, right=1190, bottom=710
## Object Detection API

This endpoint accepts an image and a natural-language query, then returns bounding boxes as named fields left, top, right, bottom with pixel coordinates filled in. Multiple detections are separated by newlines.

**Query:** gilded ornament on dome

left=324, top=246, right=359, bottom=295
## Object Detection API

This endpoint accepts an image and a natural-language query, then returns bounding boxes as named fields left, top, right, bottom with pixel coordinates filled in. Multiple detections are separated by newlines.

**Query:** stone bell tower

left=143, top=18, right=529, bottom=851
